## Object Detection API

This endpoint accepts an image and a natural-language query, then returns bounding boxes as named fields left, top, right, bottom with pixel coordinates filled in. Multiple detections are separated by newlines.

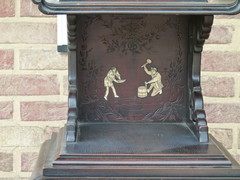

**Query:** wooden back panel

left=76, top=15, right=189, bottom=122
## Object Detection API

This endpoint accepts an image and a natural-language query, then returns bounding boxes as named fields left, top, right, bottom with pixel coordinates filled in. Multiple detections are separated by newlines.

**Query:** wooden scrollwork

left=66, top=15, right=78, bottom=142
left=189, top=15, right=213, bottom=143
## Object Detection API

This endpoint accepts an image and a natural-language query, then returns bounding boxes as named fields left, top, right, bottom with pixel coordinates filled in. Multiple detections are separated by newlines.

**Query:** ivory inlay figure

left=104, top=67, right=126, bottom=100
left=140, top=59, right=163, bottom=97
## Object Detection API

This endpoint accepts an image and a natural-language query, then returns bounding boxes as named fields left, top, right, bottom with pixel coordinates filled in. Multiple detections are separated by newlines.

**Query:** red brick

left=21, top=102, right=67, bottom=121
left=209, top=128, right=232, bottom=149
left=206, top=25, right=233, bottom=44
left=63, top=75, right=68, bottom=96
left=0, top=23, right=56, bottom=44
left=0, top=152, right=13, bottom=172
left=0, top=102, right=13, bottom=119
left=202, top=51, right=240, bottom=72
left=0, top=50, right=14, bottom=69
left=0, top=0, right=15, bottom=17
left=20, top=0, right=49, bottom=17
left=215, top=14, right=240, bottom=19
left=0, top=75, right=59, bottom=95
left=236, top=155, right=240, bottom=164
left=205, top=103, right=240, bottom=123
left=201, top=76, right=234, bottom=97
left=21, top=152, right=38, bottom=172
left=0, top=126, right=60, bottom=147
left=20, top=49, right=67, bottom=70
left=239, top=130, right=240, bottom=149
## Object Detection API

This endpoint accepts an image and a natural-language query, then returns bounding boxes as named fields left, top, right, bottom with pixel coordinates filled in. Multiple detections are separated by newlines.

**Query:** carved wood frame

left=188, top=15, right=214, bottom=143
left=66, top=14, right=213, bottom=143
left=66, top=15, right=78, bottom=142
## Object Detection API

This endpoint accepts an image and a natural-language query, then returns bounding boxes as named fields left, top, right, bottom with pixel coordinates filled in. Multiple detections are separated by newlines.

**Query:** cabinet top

left=33, top=0, right=240, bottom=14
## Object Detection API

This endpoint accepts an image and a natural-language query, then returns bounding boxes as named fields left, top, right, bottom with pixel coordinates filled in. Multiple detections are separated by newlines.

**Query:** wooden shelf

left=32, top=124, right=240, bottom=179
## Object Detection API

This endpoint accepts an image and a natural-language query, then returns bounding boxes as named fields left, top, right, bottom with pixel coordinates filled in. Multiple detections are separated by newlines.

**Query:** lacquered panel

left=76, top=15, right=189, bottom=122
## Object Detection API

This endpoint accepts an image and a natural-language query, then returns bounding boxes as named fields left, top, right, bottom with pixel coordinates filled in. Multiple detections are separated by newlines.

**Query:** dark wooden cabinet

left=32, top=1, right=240, bottom=179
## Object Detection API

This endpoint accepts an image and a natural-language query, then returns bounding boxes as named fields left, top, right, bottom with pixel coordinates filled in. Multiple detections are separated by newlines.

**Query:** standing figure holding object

left=104, top=67, right=126, bottom=100
left=142, top=59, right=163, bottom=96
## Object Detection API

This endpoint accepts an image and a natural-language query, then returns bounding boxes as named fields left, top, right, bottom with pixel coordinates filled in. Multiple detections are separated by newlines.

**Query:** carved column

left=189, top=15, right=214, bottom=143
left=66, top=15, right=78, bottom=142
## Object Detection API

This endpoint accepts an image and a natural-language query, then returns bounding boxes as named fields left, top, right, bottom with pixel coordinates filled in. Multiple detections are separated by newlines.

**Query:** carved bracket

left=66, top=15, right=78, bottom=142
left=189, top=15, right=213, bottom=143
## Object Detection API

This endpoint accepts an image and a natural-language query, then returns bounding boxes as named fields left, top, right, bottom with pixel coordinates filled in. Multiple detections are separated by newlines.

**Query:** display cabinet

left=32, top=0, right=240, bottom=179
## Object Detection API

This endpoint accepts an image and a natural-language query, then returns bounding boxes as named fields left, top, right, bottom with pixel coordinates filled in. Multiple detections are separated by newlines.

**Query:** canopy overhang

left=33, top=0, right=240, bottom=14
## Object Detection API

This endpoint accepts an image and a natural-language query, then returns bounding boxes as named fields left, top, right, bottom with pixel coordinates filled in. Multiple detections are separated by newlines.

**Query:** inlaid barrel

left=138, top=86, right=147, bottom=98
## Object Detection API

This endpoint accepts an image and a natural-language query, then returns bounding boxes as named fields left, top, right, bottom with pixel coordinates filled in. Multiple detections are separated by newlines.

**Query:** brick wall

left=0, top=0, right=240, bottom=179
left=202, top=15, right=240, bottom=162
left=0, top=0, right=67, bottom=179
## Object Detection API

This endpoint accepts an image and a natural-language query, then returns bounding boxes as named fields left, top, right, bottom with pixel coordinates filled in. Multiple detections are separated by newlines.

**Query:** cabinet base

left=32, top=123, right=240, bottom=179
